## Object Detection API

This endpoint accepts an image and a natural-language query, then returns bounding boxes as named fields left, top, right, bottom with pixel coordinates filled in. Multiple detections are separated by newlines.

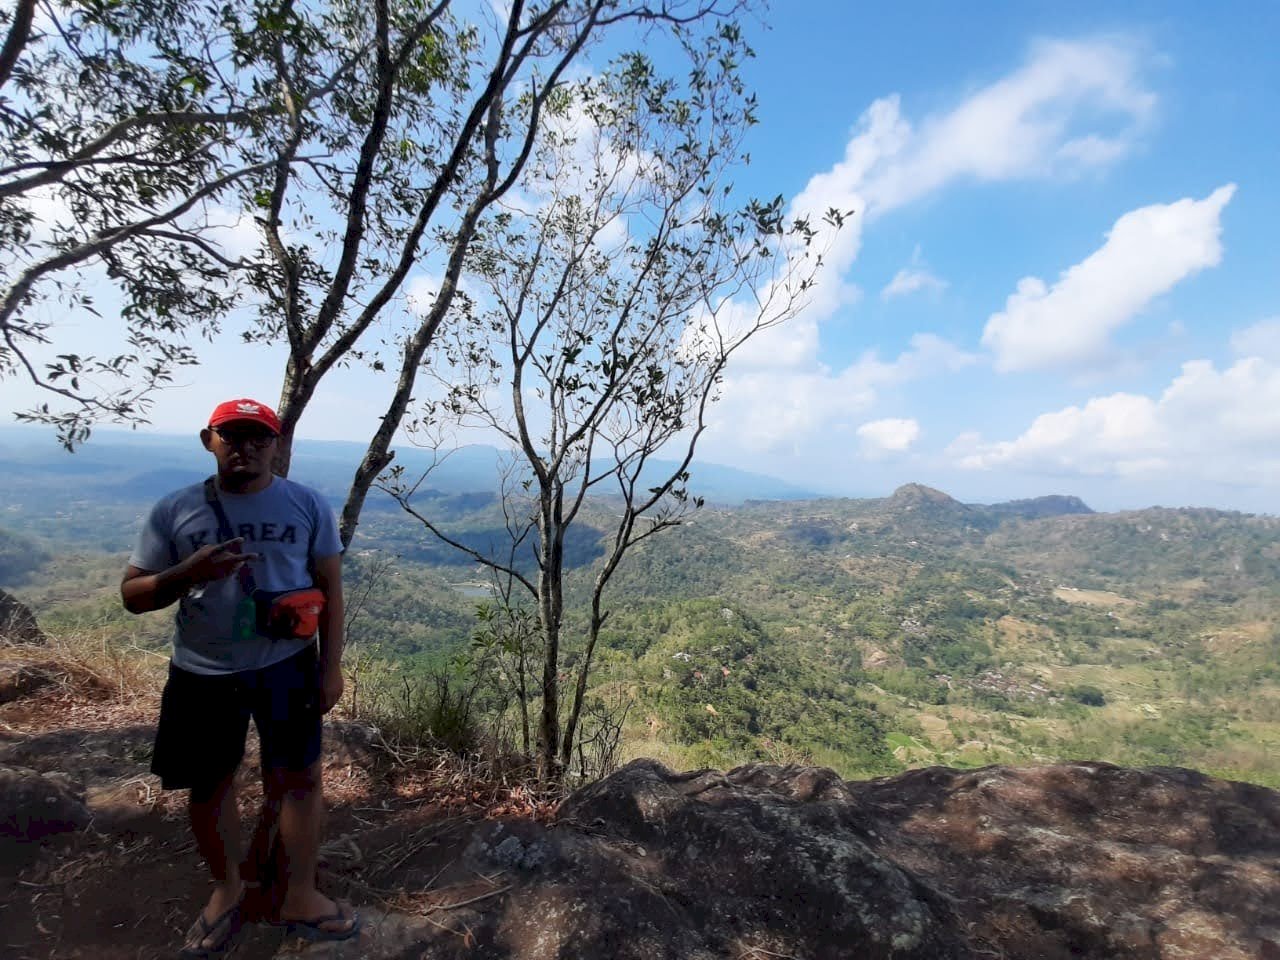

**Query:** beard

left=219, top=452, right=271, bottom=490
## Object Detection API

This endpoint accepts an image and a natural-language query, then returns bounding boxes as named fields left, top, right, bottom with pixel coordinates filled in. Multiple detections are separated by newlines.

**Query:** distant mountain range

left=890, top=482, right=1093, bottom=520
left=0, top=428, right=1099, bottom=515
left=0, top=427, right=823, bottom=505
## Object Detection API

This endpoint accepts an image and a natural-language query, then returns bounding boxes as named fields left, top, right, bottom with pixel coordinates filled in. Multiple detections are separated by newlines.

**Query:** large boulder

left=0, top=587, right=46, bottom=645
left=468, top=762, right=967, bottom=957
left=280, top=760, right=1280, bottom=960
left=517, top=760, right=1280, bottom=960
left=846, top=761, right=1280, bottom=959
left=0, top=765, right=90, bottom=841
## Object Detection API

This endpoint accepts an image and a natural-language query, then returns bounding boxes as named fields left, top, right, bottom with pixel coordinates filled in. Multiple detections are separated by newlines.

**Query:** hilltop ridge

left=887, top=482, right=957, bottom=505
left=982, top=492, right=1095, bottom=518
left=885, top=483, right=1095, bottom=521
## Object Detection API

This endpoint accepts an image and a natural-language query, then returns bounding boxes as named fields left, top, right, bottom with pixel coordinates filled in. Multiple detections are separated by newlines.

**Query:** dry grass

left=1, top=623, right=166, bottom=709
left=993, top=615, right=1056, bottom=656
left=916, top=712, right=958, bottom=749
left=1201, top=620, right=1273, bottom=658
left=0, top=630, right=166, bottom=767
left=1, top=627, right=598, bottom=818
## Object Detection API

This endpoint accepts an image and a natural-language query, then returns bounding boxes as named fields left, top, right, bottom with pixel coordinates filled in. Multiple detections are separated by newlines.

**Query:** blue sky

left=9, top=2, right=1279, bottom=512
left=689, top=1, right=1280, bottom=511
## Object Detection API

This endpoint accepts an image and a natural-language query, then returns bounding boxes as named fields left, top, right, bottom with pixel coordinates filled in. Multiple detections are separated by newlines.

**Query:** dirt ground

left=0, top=679, right=549, bottom=960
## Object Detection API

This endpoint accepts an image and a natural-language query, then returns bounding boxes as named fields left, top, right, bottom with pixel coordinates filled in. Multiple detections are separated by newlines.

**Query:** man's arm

left=121, top=538, right=252, bottom=614
left=313, top=552, right=344, bottom=713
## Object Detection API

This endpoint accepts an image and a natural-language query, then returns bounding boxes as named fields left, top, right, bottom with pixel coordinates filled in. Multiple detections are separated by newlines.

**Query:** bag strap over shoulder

left=203, top=476, right=234, bottom=541
left=204, top=475, right=256, bottom=594
left=203, top=474, right=322, bottom=594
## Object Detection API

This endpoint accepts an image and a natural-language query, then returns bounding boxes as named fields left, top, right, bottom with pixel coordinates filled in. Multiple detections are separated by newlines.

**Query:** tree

left=0, top=0, right=334, bottom=447
left=2, top=0, right=749, bottom=560
left=383, top=37, right=845, bottom=778
left=242, top=0, right=750, bottom=549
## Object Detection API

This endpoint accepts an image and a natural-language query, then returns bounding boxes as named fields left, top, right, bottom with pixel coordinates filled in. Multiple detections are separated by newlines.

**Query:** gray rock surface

left=0, top=764, right=90, bottom=841
left=0, top=588, right=46, bottom=645
left=845, top=761, right=1280, bottom=959
left=277, top=759, right=1280, bottom=960
left=0, top=659, right=58, bottom=704
left=553, top=760, right=969, bottom=959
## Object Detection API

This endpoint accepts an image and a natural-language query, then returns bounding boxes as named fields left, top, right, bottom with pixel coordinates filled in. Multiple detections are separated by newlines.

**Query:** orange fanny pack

left=255, top=588, right=327, bottom=639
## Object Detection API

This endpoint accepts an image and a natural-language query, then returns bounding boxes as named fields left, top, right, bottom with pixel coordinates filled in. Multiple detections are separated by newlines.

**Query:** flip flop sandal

left=282, top=901, right=360, bottom=943
left=178, top=900, right=243, bottom=958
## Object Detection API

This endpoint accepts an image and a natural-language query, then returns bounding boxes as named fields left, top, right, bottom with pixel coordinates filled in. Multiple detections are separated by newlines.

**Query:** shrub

left=1068, top=684, right=1106, bottom=707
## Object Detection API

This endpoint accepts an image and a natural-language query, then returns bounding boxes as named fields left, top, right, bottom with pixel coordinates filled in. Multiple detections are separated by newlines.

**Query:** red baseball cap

left=208, top=398, right=282, bottom=435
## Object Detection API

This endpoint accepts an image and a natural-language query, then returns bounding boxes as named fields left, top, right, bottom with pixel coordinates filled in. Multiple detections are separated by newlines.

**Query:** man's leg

left=267, top=760, right=356, bottom=934
left=256, top=647, right=356, bottom=935
left=267, top=762, right=338, bottom=921
left=152, top=661, right=250, bottom=953
left=189, top=771, right=246, bottom=934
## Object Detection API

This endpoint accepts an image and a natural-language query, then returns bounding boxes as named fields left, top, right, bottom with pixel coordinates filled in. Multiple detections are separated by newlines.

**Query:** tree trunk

left=535, top=493, right=565, bottom=781
left=273, top=356, right=320, bottom=479
left=518, top=636, right=531, bottom=757
left=536, top=584, right=560, bottom=780
left=0, top=0, right=35, bottom=89
left=561, top=596, right=604, bottom=772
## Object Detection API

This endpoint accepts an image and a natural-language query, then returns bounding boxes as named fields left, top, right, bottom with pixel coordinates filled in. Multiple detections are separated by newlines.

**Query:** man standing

left=122, top=399, right=358, bottom=956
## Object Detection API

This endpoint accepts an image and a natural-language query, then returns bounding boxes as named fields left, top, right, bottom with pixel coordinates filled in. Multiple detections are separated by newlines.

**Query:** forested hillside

left=5, top=462, right=1278, bottom=788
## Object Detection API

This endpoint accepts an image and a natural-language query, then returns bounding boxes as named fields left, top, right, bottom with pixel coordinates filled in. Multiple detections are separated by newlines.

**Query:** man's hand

left=182, top=537, right=257, bottom=585
left=319, top=663, right=344, bottom=715
left=122, top=538, right=259, bottom=614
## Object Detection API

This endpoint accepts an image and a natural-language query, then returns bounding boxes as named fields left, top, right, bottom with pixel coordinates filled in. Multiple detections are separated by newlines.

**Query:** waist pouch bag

left=204, top=476, right=327, bottom=640
left=254, top=587, right=326, bottom=639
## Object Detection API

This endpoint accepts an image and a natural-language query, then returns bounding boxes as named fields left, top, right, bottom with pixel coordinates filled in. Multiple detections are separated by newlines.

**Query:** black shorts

left=151, top=645, right=323, bottom=792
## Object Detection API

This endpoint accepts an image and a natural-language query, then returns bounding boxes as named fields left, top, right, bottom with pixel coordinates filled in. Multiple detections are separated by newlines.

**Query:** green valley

left=4, top=436, right=1278, bottom=788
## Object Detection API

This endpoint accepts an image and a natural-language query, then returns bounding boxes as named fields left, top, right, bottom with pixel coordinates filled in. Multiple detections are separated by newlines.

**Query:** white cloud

left=982, top=185, right=1235, bottom=373
left=949, top=393, right=1166, bottom=475
left=792, top=37, right=1154, bottom=234
left=406, top=273, right=442, bottom=313
left=22, top=189, right=75, bottom=246
left=744, top=36, right=1158, bottom=337
left=203, top=205, right=264, bottom=261
left=882, top=267, right=947, bottom=300
left=1230, top=317, right=1280, bottom=361
left=707, top=37, right=1156, bottom=460
left=848, top=333, right=978, bottom=384
left=857, top=418, right=920, bottom=456
left=950, top=355, right=1280, bottom=484
left=858, top=39, right=1155, bottom=216
left=712, top=333, right=975, bottom=453
left=405, top=271, right=484, bottom=314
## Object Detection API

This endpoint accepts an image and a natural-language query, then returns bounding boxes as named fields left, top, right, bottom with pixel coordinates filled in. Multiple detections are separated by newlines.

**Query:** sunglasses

left=211, top=426, right=277, bottom=448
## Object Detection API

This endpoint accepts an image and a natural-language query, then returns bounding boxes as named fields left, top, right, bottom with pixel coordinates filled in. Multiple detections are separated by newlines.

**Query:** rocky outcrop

left=301, top=760, right=971, bottom=959
left=0, top=587, right=45, bottom=644
left=0, top=765, right=90, bottom=842
left=293, top=759, right=1280, bottom=960
left=546, top=760, right=971, bottom=959
left=846, top=761, right=1280, bottom=959
left=0, top=658, right=58, bottom=703
left=887, top=483, right=962, bottom=508
left=3, top=714, right=1277, bottom=960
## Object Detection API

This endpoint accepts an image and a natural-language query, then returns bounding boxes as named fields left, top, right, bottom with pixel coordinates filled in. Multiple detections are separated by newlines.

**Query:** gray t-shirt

left=130, top=475, right=342, bottom=675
